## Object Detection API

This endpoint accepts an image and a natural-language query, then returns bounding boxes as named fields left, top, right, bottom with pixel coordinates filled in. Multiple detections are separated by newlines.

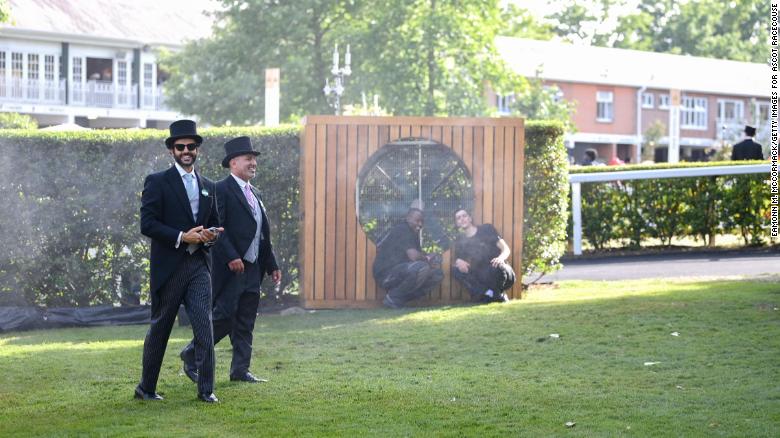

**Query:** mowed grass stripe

left=0, top=279, right=778, bottom=437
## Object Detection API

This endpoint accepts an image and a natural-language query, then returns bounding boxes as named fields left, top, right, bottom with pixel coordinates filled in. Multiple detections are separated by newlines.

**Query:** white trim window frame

left=641, top=92, right=654, bottom=109
left=496, top=93, right=515, bottom=115
left=658, top=94, right=670, bottom=109
left=596, top=90, right=614, bottom=122
left=717, top=99, right=744, bottom=123
left=681, top=95, right=708, bottom=130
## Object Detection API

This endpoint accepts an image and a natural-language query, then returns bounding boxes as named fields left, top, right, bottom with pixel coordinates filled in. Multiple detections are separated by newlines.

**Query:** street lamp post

left=323, top=44, right=351, bottom=115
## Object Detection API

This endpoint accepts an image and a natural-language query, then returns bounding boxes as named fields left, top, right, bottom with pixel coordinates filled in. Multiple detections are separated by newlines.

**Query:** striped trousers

left=139, top=252, right=215, bottom=394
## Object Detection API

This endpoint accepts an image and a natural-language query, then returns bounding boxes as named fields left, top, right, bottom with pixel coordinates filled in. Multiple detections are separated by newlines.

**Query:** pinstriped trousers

left=139, top=252, right=215, bottom=395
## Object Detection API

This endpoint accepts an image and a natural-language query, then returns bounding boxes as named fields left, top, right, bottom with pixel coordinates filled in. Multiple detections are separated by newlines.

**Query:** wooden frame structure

left=299, top=116, right=525, bottom=308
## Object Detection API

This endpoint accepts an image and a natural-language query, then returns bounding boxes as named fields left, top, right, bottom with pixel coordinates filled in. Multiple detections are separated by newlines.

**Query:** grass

left=1, top=279, right=779, bottom=437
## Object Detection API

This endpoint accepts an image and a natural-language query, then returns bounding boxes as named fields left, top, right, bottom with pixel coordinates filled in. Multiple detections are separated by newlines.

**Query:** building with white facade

left=0, top=0, right=217, bottom=128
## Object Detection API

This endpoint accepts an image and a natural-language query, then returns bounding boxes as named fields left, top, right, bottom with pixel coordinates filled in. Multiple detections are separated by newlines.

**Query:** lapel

left=228, top=175, right=257, bottom=221
left=250, top=185, right=267, bottom=217
left=195, top=170, right=210, bottom=225
left=165, top=166, right=194, bottom=224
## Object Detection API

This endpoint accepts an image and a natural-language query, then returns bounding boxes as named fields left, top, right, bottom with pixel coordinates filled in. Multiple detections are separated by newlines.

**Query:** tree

left=163, top=0, right=511, bottom=122
left=546, top=0, right=768, bottom=63
left=0, top=0, right=9, bottom=23
left=506, top=71, right=576, bottom=131
left=498, top=4, right=555, bottom=40
left=612, top=0, right=767, bottom=63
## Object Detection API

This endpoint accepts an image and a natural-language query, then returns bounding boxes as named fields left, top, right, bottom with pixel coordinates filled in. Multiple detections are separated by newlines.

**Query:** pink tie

left=244, top=184, right=257, bottom=214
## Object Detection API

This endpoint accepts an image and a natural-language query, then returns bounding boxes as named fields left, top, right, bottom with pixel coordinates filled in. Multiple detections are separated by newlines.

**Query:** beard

left=174, top=152, right=197, bottom=168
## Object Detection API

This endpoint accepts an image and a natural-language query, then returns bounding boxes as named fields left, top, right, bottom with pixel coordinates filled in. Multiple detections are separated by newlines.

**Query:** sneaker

left=383, top=295, right=401, bottom=309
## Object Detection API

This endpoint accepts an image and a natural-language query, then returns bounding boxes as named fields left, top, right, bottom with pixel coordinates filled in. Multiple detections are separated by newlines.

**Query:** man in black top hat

left=731, top=125, right=764, bottom=161
left=135, top=119, right=223, bottom=403
left=181, top=136, right=281, bottom=384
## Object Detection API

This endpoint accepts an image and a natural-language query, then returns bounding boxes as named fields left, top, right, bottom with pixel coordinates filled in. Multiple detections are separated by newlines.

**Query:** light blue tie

left=183, top=173, right=198, bottom=221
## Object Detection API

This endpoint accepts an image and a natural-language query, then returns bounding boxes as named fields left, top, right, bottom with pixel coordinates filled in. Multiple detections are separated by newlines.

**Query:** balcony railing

left=0, top=78, right=169, bottom=111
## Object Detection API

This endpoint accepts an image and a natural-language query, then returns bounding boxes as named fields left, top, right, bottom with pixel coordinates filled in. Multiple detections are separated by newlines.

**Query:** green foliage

left=0, top=112, right=37, bottom=129
left=163, top=0, right=511, bottom=122
left=506, top=71, right=576, bottom=131
left=549, top=0, right=768, bottom=63
left=570, top=163, right=773, bottom=249
left=0, top=126, right=300, bottom=307
left=613, top=0, right=768, bottom=63
left=498, top=4, right=555, bottom=40
left=0, top=0, right=9, bottom=23
left=1, top=280, right=779, bottom=436
left=522, top=121, right=569, bottom=276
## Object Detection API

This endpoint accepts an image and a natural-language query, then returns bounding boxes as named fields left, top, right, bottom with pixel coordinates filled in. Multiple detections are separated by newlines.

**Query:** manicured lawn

left=1, top=279, right=778, bottom=437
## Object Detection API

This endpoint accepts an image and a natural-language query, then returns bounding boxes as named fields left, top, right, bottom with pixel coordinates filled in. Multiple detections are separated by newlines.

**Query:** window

left=659, top=94, right=670, bottom=109
left=757, top=102, right=770, bottom=125
left=641, top=92, right=654, bottom=108
left=44, top=55, right=55, bottom=81
left=0, top=52, right=5, bottom=97
left=11, top=52, right=23, bottom=79
left=27, top=54, right=39, bottom=99
left=496, top=93, right=515, bottom=115
left=117, top=61, right=127, bottom=87
left=596, top=91, right=613, bottom=122
left=143, top=63, right=153, bottom=88
left=717, top=99, right=744, bottom=122
left=72, top=56, right=83, bottom=83
left=681, top=96, right=707, bottom=129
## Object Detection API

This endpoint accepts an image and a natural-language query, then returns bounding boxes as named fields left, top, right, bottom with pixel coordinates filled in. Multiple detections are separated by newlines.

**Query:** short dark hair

left=744, top=125, right=756, bottom=137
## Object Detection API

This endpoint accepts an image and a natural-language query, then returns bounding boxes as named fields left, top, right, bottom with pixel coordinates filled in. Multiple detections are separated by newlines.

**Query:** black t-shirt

left=453, top=224, right=501, bottom=269
left=373, top=222, right=421, bottom=279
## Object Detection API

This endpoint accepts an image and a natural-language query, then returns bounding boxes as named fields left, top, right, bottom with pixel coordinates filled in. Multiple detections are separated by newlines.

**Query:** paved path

left=544, top=249, right=780, bottom=282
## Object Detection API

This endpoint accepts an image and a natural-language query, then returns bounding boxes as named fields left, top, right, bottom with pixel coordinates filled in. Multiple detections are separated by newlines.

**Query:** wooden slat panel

left=345, top=124, right=358, bottom=302
left=314, top=123, right=327, bottom=301
left=482, top=126, right=494, bottom=225
left=502, top=126, right=514, bottom=261
left=400, top=124, right=411, bottom=138
left=304, top=115, right=528, bottom=127
left=301, top=123, right=316, bottom=303
left=366, top=124, right=384, bottom=301
left=512, top=124, right=526, bottom=299
left=355, top=124, right=369, bottom=302
left=411, top=125, right=421, bottom=138
left=334, top=124, right=348, bottom=300
left=324, top=124, right=338, bottom=299
left=450, top=125, right=465, bottom=300
left=493, top=125, right=505, bottom=233
left=472, top=127, right=484, bottom=225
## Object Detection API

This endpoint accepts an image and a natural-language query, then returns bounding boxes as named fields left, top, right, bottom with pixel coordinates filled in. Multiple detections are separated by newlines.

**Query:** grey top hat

left=222, top=136, right=260, bottom=168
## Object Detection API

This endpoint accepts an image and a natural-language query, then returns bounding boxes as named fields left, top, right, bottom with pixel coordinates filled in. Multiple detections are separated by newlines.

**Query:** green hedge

left=0, top=126, right=300, bottom=306
left=523, top=121, right=569, bottom=276
left=0, top=121, right=567, bottom=306
left=569, top=161, right=773, bottom=249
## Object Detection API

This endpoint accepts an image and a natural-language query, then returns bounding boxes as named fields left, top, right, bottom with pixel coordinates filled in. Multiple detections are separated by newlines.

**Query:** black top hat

left=744, top=125, right=756, bottom=137
left=165, top=119, right=203, bottom=148
left=222, top=136, right=260, bottom=168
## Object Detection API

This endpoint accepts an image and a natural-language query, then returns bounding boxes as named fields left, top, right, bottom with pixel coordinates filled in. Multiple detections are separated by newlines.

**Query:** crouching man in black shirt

left=452, top=209, right=515, bottom=303
left=373, top=208, right=444, bottom=308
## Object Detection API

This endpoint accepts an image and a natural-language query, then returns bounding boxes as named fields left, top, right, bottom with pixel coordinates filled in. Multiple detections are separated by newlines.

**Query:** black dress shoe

left=230, top=372, right=268, bottom=383
left=180, top=350, right=198, bottom=383
left=134, top=385, right=163, bottom=401
left=197, top=392, right=219, bottom=403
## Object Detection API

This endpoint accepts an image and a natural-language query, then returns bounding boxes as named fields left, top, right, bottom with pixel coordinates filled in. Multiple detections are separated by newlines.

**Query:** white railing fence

left=569, top=164, right=771, bottom=255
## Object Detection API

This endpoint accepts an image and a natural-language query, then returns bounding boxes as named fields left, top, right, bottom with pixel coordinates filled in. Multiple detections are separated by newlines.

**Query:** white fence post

left=572, top=182, right=582, bottom=255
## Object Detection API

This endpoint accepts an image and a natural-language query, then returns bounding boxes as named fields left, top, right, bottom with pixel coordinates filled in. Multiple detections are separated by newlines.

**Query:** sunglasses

left=173, top=143, right=200, bottom=151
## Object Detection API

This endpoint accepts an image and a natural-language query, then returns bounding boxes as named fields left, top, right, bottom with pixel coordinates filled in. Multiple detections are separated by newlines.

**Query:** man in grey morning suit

left=135, top=119, right=223, bottom=403
left=181, top=136, right=281, bottom=384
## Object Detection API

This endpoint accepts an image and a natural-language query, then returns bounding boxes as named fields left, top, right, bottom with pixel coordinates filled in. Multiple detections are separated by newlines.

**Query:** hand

left=228, top=258, right=244, bottom=273
left=200, top=227, right=224, bottom=243
left=271, top=270, right=282, bottom=284
left=182, top=226, right=204, bottom=244
left=454, top=259, right=470, bottom=273
left=490, top=257, right=506, bottom=268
